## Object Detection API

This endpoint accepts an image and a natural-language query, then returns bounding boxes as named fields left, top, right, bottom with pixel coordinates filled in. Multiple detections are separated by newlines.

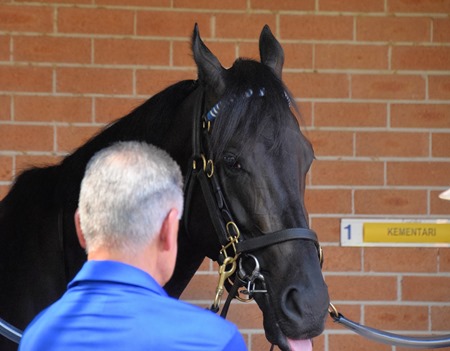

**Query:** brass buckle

left=211, top=256, right=237, bottom=311
left=192, top=154, right=214, bottom=178
left=219, top=222, right=240, bottom=259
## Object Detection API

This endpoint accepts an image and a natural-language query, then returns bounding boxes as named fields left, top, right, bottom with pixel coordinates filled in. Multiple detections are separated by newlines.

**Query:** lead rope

left=329, top=303, right=450, bottom=349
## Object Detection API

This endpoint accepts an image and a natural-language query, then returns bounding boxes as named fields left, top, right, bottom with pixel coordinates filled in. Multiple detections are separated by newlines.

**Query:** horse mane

left=209, top=58, right=298, bottom=159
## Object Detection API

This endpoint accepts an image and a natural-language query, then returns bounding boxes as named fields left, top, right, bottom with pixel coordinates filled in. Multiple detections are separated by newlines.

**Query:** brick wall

left=1, top=0, right=450, bottom=350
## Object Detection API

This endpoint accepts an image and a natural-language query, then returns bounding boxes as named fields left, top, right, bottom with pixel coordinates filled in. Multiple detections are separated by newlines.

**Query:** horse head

left=186, top=25, right=330, bottom=350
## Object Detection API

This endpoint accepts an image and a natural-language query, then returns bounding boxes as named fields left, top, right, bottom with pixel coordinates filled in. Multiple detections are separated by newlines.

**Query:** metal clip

left=211, top=256, right=237, bottom=312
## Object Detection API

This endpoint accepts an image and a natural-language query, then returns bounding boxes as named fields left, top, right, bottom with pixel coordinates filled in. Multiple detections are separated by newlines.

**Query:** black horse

left=0, top=25, right=329, bottom=351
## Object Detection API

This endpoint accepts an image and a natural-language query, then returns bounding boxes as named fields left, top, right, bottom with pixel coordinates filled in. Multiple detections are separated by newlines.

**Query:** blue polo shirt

left=19, top=260, right=247, bottom=351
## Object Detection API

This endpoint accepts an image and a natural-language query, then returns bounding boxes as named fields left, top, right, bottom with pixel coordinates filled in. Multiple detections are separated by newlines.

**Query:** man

left=19, top=141, right=247, bottom=351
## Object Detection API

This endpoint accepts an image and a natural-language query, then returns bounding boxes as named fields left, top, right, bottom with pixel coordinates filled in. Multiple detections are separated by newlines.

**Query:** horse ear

left=259, top=24, right=284, bottom=79
left=192, top=23, right=226, bottom=96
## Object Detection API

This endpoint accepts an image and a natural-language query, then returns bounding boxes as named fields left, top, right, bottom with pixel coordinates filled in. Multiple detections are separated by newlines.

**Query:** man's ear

left=74, top=210, right=87, bottom=249
left=159, top=209, right=179, bottom=252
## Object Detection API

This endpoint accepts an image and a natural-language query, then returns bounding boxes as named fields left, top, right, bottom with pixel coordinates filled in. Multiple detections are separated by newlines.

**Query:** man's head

left=75, top=141, right=183, bottom=283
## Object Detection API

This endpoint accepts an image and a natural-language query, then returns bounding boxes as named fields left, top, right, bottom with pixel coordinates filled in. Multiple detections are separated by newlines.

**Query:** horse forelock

left=208, top=59, right=303, bottom=159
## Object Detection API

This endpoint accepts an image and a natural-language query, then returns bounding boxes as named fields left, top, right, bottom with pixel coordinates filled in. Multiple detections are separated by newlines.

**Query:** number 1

left=344, top=224, right=351, bottom=240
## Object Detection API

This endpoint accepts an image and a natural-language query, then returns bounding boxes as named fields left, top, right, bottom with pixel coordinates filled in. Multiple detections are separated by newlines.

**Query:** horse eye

left=223, top=154, right=241, bottom=170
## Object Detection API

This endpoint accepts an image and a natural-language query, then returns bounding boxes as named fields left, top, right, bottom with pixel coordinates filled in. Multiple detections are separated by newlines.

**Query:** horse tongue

left=287, top=338, right=313, bottom=351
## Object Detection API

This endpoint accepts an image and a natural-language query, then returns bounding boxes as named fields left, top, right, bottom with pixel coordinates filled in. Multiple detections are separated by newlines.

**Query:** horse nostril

left=280, top=284, right=329, bottom=332
left=281, top=287, right=303, bottom=320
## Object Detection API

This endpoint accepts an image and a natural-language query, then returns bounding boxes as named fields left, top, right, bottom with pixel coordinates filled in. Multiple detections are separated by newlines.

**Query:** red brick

left=15, top=154, right=62, bottom=173
left=14, top=36, right=91, bottom=64
left=297, top=101, right=312, bottom=126
left=402, top=276, right=450, bottom=302
left=250, top=0, right=314, bottom=11
left=215, top=14, right=276, bottom=39
left=306, top=130, right=353, bottom=156
left=432, top=133, right=450, bottom=157
left=433, top=18, right=450, bottom=42
left=174, top=0, right=246, bottom=9
left=0, top=124, right=53, bottom=151
left=429, top=76, right=450, bottom=100
left=0, top=35, right=9, bottom=61
left=389, top=0, right=450, bottom=13
left=329, top=334, right=391, bottom=351
left=431, top=306, right=450, bottom=330
left=388, top=162, right=450, bottom=187
left=15, top=96, right=92, bottom=123
left=315, top=44, right=388, bottom=70
left=0, top=95, right=11, bottom=120
left=0, top=66, right=52, bottom=92
left=310, top=217, right=340, bottom=243
left=0, top=156, right=13, bottom=181
left=392, top=46, right=450, bottom=71
left=57, top=67, right=133, bottom=95
left=356, top=131, right=429, bottom=157
left=282, top=43, right=313, bottom=69
left=351, top=74, right=425, bottom=100
left=136, top=68, right=196, bottom=96
left=179, top=272, right=217, bottom=300
left=319, top=0, right=384, bottom=11
left=250, top=334, right=275, bottom=351
left=58, top=7, right=134, bottom=35
left=357, top=16, right=431, bottom=42
left=0, top=5, right=53, bottom=32
left=311, top=160, right=384, bottom=186
left=321, top=246, right=362, bottom=272
left=326, top=275, right=397, bottom=300
left=431, top=190, right=450, bottom=215
left=137, top=11, right=211, bottom=37
left=97, top=0, right=169, bottom=6
left=173, top=40, right=236, bottom=68
left=364, top=247, right=438, bottom=273
left=95, top=38, right=170, bottom=66
left=315, top=102, right=386, bottom=128
left=56, top=125, right=100, bottom=153
left=312, top=335, right=324, bottom=351
left=439, top=248, right=450, bottom=272
left=354, top=189, right=427, bottom=215
left=14, top=0, right=91, bottom=3
left=305, top=189, right=352, bottom=214
left=365, top=305, right=429, bottom=330
left=226, top=303, right=263, bottom=329
left=284, top=72, right=350, bottom=99
left=95, top=97, right=144, bottom=124
left=391, top=104, right=450, bottom=128
left=280, top=15, right=353, bottom=40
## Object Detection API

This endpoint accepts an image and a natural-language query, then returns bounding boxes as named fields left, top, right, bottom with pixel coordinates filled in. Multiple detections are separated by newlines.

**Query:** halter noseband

left=183, top=85, right=323, bottom=314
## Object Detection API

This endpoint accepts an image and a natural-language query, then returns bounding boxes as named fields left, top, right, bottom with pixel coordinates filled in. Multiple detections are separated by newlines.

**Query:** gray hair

left=78, top=141, right=183, bottom=254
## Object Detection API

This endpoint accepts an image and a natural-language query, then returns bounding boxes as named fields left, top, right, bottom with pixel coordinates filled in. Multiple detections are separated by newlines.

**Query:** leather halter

left=183, top=85, right=322, bottom=312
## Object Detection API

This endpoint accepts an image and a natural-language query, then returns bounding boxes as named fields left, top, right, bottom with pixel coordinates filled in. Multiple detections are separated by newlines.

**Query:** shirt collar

left=68, top=260, right=168, bottom=297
